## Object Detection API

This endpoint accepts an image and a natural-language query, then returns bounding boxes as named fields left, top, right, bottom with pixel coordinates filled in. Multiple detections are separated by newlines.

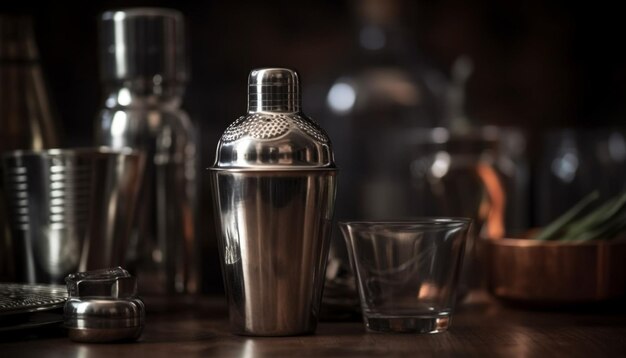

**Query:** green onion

left=533, top=189, right=626, bottom=242
left=533, top=191, right=599, bottom=241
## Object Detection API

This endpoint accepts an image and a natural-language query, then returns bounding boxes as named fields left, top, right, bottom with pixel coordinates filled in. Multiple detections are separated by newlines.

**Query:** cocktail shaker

left=95, top=9, right=197, bottom=294
left=210, top=68, right=337, bottom=336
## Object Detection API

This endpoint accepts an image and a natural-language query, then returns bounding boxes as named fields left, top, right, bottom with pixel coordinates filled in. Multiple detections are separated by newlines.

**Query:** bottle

left=323, top=0, right=446, bottom=220
left=409, top=56, right=529, bottom=298
left=416, top=56, right=529, bottom=238
left=0, top=15, right=60, bottom=281
left=95, top=8, right=197, bottom=294
left=319, top=0, right=447, bottom=317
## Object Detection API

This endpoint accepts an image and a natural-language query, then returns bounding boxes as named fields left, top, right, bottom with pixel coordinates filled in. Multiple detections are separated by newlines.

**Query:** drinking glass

left=339, top=218, right=471, bottom=333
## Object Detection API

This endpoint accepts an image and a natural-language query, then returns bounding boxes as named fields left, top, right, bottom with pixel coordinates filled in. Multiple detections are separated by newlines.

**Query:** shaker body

left=212, top=169, right=336, bottom=335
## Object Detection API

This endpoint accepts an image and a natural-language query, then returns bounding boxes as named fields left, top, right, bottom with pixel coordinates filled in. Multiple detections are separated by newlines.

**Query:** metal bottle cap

left=99, top=8, right=186, bottom=83
left=213, top=68, right=335, bottom=169
left=248, top=68, right=300, bottom=112
left=64, top=267, right=144, bottom=343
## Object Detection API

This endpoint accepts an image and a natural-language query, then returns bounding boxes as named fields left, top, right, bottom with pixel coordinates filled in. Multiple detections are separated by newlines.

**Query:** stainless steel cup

left=210, top=68, right=337, bottom=336
left=2, top=148, right=144, bottom=284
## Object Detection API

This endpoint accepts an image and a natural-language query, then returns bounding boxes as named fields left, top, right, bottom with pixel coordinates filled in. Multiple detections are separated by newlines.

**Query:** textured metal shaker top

left=213, top=68, right=335, bottom=170
left=99, top=8, right=186, bottom=83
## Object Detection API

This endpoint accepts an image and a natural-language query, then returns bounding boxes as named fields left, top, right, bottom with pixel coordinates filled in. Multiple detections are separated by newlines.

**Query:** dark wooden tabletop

left=1, top=292, right=625, bottom=357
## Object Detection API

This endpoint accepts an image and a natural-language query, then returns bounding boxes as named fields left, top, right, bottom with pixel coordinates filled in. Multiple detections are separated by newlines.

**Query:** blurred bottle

left=95, top=9, right=197, bottom=294
left=318, top=0, right=447, bottom=318
left=413, top=56, right=529, bottom=237
left=0, top=15, right=60, bottom=281
left=409, top=56, right=529, bottom=297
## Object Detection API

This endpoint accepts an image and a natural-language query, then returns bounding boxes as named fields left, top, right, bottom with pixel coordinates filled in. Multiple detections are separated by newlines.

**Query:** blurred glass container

left=0, top=15, right=60, bottom=281
left=95, top=9, right=198, bottom=294
left=536, top=128, right=626, bottom=225
left=410, top=126, right=529, bottom=237
left=319, top=0, right=448, bottom=319
left=409, top=126, right=528, bottom=296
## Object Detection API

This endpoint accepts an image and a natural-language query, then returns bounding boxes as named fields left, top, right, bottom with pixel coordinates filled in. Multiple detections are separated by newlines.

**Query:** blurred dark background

left=2, top=0, right=625, bottom=292
left=3, top=0, right=625, bottom=144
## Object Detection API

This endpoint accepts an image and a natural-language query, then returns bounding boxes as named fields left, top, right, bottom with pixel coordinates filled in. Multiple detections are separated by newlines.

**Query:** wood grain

left=1, top=292, right=625, bottom=357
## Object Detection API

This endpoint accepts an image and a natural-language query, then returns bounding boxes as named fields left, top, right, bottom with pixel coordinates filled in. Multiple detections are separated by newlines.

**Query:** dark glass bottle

left=0, top=15, right=60, bottom=281
left=318, top=0, right=448, bottom=318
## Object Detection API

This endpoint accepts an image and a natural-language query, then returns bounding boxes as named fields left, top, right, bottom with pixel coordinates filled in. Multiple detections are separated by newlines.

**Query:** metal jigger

left=210, top=68, right=337, bottom=336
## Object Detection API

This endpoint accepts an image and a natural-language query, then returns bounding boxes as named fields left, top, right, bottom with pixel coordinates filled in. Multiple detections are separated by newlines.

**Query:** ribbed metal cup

left=1, top=148, right=143, bottom=284
left=210, top=68, right=337, bottom=336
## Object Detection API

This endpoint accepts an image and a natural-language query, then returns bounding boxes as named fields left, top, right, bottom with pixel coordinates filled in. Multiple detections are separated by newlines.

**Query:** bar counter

left=2, top=292, right=625, bottom=357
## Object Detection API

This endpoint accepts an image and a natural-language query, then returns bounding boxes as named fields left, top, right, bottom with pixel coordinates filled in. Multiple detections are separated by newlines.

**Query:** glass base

left=364, top=314, right=451, bottom=334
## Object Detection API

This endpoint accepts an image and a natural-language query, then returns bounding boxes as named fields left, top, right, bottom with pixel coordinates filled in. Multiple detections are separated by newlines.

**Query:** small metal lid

left=64, top=267, right=144, bottom=342
left=213, top=68, right=335, bottom=170
left=99, top=8, right=186, bottom=83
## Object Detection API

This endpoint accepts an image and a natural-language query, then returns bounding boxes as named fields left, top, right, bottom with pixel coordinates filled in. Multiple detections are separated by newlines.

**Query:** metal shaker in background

left=2, top=148, right=143, bottom=284
left=95, top=9, right=197, bottom=294
left=211, top=68, right=337, bottom=336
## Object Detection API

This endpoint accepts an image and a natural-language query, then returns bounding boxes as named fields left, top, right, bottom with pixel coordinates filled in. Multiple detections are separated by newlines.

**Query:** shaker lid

left=212, top=68, right=335, bottom=170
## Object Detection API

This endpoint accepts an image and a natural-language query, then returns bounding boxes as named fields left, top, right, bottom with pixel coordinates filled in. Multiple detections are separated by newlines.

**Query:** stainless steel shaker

left=95, top=9, right=197, bottom=294
left=211, top=68, right=337, bottom=336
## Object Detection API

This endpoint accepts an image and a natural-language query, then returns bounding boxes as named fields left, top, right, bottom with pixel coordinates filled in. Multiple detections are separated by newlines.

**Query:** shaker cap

left=99, top=8, right=187, bottom=83
left=212, top=68, right=335, bottom=170
left=248, top=68, right=300, bottom=112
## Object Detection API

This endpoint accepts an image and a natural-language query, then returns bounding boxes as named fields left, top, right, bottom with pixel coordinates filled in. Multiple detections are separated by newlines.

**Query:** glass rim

left=338, top=217, right=472, bottom=229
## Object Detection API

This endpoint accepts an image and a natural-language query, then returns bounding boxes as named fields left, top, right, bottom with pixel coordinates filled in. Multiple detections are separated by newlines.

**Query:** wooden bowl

left=483, top=238, right=626, bottom=305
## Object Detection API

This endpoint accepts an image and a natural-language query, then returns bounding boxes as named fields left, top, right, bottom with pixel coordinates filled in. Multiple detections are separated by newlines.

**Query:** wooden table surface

left=1, top=292, right=625, bottom=357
